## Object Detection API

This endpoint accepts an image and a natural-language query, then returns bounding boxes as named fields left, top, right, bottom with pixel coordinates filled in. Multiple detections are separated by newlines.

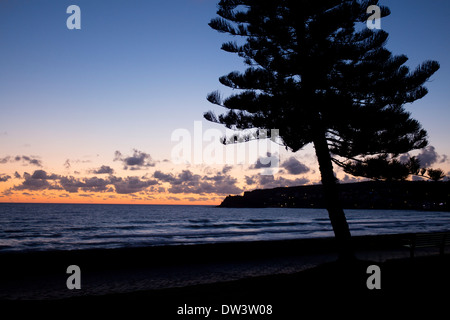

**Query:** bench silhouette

left=403, top=232, right=450, bottom=258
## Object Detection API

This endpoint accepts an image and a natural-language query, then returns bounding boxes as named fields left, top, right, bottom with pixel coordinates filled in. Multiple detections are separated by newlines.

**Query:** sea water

left=0, top=203, right=449, bottom=252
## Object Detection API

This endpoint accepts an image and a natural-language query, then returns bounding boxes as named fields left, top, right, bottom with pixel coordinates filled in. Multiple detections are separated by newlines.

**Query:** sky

left=0, top=0, right=449, bottom=205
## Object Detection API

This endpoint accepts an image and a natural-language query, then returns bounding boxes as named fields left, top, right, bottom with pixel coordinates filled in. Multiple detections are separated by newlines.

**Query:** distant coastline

left=219, top=181, right=450, bottom=211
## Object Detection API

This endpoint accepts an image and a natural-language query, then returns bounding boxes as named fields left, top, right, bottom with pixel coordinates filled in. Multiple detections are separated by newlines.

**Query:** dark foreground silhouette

left=1, top=234, right=448, bottom=316
left=220, top=181, right=450, bottom=211
left=59, top=255, right=449, bottom=318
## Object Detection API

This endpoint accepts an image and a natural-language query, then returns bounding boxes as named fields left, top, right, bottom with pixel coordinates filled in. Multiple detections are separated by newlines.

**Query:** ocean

left=0, top=203, right=449, bottom=252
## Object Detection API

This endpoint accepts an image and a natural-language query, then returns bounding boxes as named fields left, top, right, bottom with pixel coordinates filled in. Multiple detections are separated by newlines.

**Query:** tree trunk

left=313, top=133, right=354, bottom=261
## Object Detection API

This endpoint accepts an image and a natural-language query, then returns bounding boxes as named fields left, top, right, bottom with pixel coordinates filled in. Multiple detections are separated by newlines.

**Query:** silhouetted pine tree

left=343, top=155, right=421, bottom=181
left=425, top=168, right=446, bottom=182
left=205, top=0, right=439, bottom=259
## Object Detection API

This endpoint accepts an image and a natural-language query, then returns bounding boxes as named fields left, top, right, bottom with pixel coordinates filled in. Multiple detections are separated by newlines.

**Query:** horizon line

left=0, top=201, right=218, bottom=206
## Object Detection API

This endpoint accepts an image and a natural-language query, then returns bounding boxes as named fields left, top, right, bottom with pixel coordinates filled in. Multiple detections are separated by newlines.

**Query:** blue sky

left=0, top=0, right=229, bottom=159
left=0, top=0, right=449, bottom=204
left=382, top=0, right=450, bottom=145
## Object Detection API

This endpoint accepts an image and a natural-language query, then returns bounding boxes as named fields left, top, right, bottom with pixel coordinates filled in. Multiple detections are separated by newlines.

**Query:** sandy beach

left=1, top=233, right=449, bottom=315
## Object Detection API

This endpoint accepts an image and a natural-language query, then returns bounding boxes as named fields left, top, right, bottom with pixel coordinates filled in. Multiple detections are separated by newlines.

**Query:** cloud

left=398, top=153, right=411, bottom=164
left=153, top=170, right=242, bottom=195
left=82, top=177, right=112, bottom=193
left=90, top=165, right=114, bottom=175
left=417, top=146, right=439, bottom=167
left=79, top=194, right=93, bottom=198
left=13, top=171, right=62, bottom=191
left=64, top=159, right=71, bottom=169
left=109, top=176, right=159, bottom=194
left=0, top=174, right=11, bottom=182
left=114, top=149, right=156, bottom=170
left=31, top=170, right=59, bottom=180
left=155, top=170, right=201, bottom=194
left=59, top=176, right=83, bottom=193
left=0, top=155, right=42, bottom=167
left=11, top=170, right=157, bottom=195
left=245, top=176, right=256, bottom=185
left=60, top=176, right=118, bottom=193
left=1, top=189, right=14, bottom=196
left=64, top=159, right=92, bottom=169
left=249, top=152, right=280, bottom=175
left=185, top=197, right=210, bottom=202
left=222, top=165, right=233, bottom=174
left=281, top=157, right=310, bottom=175
left=18, top=156, right=42, bottom=167
left=400, top=146, right=449, bottom=168
left=251, top=153, right=275, bottom=169
left=153, top=170, right=177, bottom=183
left=0, top=157, right=9, bottom=164
left=200, top=173, right=243, bottom=195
